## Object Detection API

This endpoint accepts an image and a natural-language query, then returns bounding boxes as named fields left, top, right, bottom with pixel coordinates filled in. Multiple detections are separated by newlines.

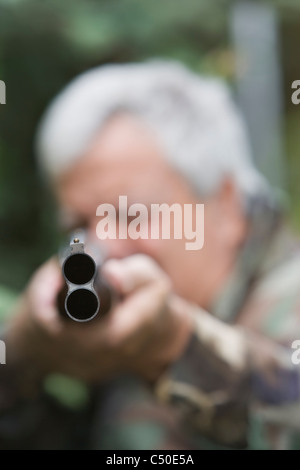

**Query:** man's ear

left=215, top=178, right=248, bottom=249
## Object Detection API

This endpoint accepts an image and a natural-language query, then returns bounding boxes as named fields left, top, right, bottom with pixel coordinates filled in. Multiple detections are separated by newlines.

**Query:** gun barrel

left=65, top=287, right=99, bottom=322
left=59, top=252, right=99, bottom=322
left=63, top=252, right=97, bottom=285
left=57, top=234, right=114, bottom=322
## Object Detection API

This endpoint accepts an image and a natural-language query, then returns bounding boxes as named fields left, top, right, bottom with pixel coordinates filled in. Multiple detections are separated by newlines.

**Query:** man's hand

left=6, top=255, right=193, bottom=384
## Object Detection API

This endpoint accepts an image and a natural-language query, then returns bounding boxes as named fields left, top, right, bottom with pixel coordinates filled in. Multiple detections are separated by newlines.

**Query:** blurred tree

left=0, top=0, right=231, bottom=290
left=0, top=0, right=299, bottom=290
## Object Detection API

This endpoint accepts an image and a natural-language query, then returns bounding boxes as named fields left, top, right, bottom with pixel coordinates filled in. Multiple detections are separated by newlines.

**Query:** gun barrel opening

left=65, top=288, right=99, bottom=322
left=63, top=253, right=96, bottom=285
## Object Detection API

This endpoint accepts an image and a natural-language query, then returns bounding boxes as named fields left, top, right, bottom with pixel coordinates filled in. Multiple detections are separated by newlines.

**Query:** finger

left=107, top=278, right=170, bottom=345
left=102, top=254, right=170, bottom=295
left=30, top=258, right=64, bottom=333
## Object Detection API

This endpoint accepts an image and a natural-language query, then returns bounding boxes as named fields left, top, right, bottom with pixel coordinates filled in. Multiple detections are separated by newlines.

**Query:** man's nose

left=86, top=226, right=139, bottom=260
left=99, top=237, right=140, bottom=260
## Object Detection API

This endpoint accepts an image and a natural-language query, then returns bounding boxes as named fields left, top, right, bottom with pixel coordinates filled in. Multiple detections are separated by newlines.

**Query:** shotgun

left=57, top=233, right=114, bottom=322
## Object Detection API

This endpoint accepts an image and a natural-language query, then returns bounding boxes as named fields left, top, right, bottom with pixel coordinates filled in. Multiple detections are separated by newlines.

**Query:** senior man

left=1, top=61, right=300, bottom=450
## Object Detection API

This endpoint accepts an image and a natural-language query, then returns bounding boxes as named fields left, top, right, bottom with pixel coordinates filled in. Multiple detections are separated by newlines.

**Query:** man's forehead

left=55, top=112, right=200, bottom=229
left=86, top=113, right=166, bottom=162
left=57, top=113, right=172, bottom=185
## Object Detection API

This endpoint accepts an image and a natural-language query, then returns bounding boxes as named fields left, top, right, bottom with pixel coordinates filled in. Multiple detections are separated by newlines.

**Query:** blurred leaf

left=0, top=0, right=299, bottom=290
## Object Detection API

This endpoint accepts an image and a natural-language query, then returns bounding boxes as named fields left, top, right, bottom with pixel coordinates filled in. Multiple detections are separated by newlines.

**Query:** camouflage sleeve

left=154, top=306, right=300, bottom=448
left=0, top=289, right=63, bottom=449
left=0, top=326, right=87, bottom=449
left=0, top=325, right=43, bottom=448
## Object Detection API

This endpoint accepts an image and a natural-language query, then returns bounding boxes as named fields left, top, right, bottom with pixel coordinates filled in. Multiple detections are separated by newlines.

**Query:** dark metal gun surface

left=57, top=234, right=114, bottom=322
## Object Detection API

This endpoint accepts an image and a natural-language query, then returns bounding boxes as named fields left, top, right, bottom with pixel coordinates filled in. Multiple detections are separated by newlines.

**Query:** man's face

left=56, top=115, right=245, bottom=308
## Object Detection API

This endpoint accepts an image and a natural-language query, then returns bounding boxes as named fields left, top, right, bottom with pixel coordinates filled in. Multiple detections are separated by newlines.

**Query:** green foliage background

left=0, top=0, right=299, bottom=292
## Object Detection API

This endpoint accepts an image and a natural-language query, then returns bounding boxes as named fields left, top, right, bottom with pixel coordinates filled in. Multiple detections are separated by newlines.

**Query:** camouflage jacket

left=155, top=196, right=300, bottom=450
left=1, top=197, right=300, bottom=449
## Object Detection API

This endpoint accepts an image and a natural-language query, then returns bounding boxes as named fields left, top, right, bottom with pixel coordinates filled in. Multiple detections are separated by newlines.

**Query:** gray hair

left=36, top=60, right=270, bottom=202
